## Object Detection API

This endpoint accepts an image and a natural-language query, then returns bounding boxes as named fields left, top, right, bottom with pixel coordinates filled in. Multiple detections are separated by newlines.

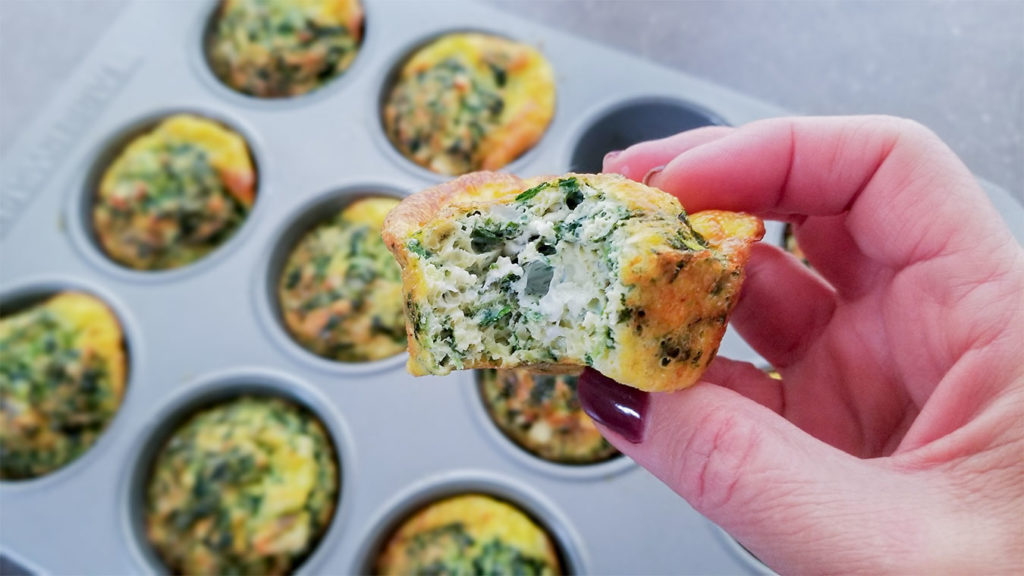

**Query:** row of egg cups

left=0, top=281, right=769, bottom=574
left=68, top=88, right=735, bottom=281
left=0, top=353, right=583, bottom=574
left=0, top=268, right=630, bottom=481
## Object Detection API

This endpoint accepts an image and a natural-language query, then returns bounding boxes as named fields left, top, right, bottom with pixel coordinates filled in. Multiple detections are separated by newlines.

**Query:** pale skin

left=594, top=116, right=1024, bottom=573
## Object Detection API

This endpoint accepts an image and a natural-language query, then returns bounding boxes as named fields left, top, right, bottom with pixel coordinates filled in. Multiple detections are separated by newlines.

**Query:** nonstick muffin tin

left=3, top=1, right=1023, bottom=574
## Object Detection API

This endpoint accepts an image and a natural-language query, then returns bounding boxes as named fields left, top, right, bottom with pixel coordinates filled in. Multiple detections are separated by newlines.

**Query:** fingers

left=577, top=370, right=930, bottom=573
left=603, top=126, right=733, bottom=182
left=729, top=243, right=837, bottom=368
left=643, top=115, right=1000, bottom=271
left=699, top=357, right=784, bottom=414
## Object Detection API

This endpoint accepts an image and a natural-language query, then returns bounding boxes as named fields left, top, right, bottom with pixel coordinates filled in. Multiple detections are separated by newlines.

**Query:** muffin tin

left=2, top=0, right=1023, bottom=573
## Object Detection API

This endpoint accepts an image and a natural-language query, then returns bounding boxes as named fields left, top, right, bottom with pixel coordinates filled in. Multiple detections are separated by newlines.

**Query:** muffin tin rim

left=463, top=369, right=636, bottom=481
left=118, top=366, right=356, bottom=575
left=713, top=526, right=776, bottom=575
left=369, top=26, right=558, bottom=184
left=0, top=275, right=141, bottom=490
left=253, top=182, right=411, bottom=375
left=560, top=93, right=731, bottom=172
left=65, top=104, right=270, bottom=283
left=189, top=0, right=373, bottom=109
left=349, top=469, right=589, bottom=575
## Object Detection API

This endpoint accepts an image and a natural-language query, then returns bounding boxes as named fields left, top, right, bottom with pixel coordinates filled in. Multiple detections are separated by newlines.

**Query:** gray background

left=2, top=0, right=1022, bottom=201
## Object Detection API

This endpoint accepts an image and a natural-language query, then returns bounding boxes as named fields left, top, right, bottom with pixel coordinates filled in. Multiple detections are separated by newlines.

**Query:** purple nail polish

left=578, top=368, right=649, bottom=444
left=603, top=150, right=622, bottom=164
left=642, top=165, right=665, bottom=186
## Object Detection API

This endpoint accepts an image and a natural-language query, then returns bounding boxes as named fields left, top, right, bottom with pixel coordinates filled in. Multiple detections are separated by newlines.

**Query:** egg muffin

left=278, top=197, right=406, bottom=362
left=0, top=292, right=127, bottom=480
left=383, top=33, right=555, bottom=175
left=478, top=369, right=617, bottom=464
left=93, top=114, right=257, bottom=271
left=383, top=172, right=764, bottom=392
left=145, top=396, right=338, bottom=575
left=206, top=0, right=364, bottom=98
left=783, top=223, right=809, bottom=266
left=375, top=494, right=560, bottom=575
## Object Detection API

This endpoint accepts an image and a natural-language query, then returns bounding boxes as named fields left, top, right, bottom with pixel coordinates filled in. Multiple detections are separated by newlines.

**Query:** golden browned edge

left=382, top=171, right=522, bottom=260
left=611, top=210, right=763, bottom=392
left=63, top=291, right=129, bottom=399
left=383, top=172, right=764, bottom=392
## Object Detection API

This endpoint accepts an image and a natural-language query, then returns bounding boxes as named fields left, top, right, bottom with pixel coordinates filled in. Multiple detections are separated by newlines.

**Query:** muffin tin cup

left=714, top=527, right=776, bottom=576
left=189, top=0, right=373, bottom=109
left=65, top=106, right=268, bottom=283
left=351, top=470, right=588, bottom=575
left=461, top=371, right=634, bottom=481
left=370, top=27, right=554, bottom=183
left=0, top=276, right=140, bottom=491
left=254, top=183, right=410, bottom=375
left=564, top=95, right=728, bottom=173
left=119, top=368, right=356, bottom=575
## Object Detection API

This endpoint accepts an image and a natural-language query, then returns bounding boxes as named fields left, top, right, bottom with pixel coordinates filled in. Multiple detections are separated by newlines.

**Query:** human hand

left=579, top=116, right=1024, bottom=574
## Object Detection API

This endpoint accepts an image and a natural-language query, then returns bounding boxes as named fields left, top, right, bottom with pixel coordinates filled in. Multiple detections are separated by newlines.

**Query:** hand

left=579, top=116, right=1024, bottom=574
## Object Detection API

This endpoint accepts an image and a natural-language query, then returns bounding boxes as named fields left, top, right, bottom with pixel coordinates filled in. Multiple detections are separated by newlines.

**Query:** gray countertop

left=2, top=0, right=1022, bottom=202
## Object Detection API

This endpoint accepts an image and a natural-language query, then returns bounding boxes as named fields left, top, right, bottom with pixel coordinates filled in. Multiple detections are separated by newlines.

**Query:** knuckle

left=674, top=406, right=762, bottom=515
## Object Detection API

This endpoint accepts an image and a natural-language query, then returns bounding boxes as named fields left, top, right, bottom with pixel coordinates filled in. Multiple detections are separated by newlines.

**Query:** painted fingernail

left=603, top=150, right=622, bottom=164
left=578, top=368, right=649, bottom=444
left=642, top=165, right=665, bottom=186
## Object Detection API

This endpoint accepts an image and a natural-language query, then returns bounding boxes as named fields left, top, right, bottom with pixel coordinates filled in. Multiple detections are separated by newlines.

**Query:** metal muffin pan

left=2, top=0, right=1022, bottom=574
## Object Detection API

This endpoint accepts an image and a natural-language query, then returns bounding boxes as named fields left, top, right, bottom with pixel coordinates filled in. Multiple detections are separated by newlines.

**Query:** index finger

left=636, top=115, right=1008, bottom=270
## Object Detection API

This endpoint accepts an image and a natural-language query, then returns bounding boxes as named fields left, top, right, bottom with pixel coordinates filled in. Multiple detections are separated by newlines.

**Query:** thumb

left=577, top=368, right=925, bottom=573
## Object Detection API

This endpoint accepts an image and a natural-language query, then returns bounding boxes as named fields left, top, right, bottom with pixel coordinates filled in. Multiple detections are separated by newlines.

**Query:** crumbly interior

left=405, top=177, right=703, bottom=373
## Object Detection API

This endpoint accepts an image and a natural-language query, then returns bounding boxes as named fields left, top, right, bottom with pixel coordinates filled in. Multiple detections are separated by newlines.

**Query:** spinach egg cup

left=205, top=0, right=365, bottom=98
left=91, top=113, right=257, bottom=271
left=382, top=32, right=556, bottom=176
left=374, top=493, right=562, bottom=575
left=0, top=290, right=128, bottom=481
left=477, top=369, right=618, bottom=466
left=276, top=196, right=406, bottom=363
left=143, top=395, right=340, bottom=575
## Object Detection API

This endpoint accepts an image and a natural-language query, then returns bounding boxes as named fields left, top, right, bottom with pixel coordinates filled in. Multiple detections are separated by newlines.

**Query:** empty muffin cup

left=0, top=280, right=132, bottom=482
left=123, top=371, right=348, bottom=575
left=569, top=97, right=726, bottom=173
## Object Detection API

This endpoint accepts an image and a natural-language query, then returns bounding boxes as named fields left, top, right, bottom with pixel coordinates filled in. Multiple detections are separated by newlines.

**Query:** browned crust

left=383, top=171, right=522, bottom=263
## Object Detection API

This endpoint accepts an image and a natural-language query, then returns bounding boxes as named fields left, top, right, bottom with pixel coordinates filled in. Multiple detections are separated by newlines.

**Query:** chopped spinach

left=408, top=238, right=432, bottom=258
left=523, top=261, right=554, bottom=297
left=480, top=305, right=512, bottom=327
left=559, top=177, right=584, bottom=210
left=515, top=182, right=550, bottom=203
